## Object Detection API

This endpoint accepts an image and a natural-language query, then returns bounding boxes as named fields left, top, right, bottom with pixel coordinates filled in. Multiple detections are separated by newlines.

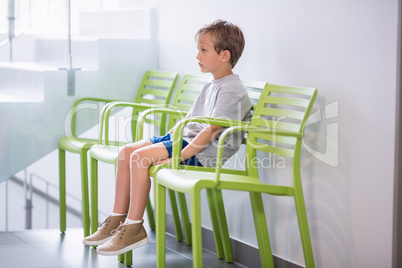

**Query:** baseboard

left=165, top=214, right=303, bottom=268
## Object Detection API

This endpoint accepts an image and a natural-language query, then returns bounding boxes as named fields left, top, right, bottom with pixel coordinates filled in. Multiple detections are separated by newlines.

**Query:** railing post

left=68, top=0, right=72, bottom=70
left=46, top=182, right=49, bottom=228
left=5, top=178, right=9, bottom=231
left=60, top=0, right=80, bottom=96
left=7, top=0, right=15, bottom=62
left=24, top=170, right=33, bottom=229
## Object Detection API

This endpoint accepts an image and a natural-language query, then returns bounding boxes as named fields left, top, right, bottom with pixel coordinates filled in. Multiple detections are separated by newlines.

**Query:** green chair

left=154, top=84, right=317, bottom=267
left=146, top=79, right=265, bottom=255
left=137, top=75, right=214, bottom=242
left=58, top=70, right=179, bottom=237
left=89, top=74, right=210, bottom=266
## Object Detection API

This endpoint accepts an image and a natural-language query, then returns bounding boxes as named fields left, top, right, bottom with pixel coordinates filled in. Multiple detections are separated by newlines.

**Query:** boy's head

left=195, top=20, right=245, bottom=69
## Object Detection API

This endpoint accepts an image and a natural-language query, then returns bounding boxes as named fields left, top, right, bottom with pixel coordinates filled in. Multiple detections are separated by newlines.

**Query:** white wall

left=158, top=0, right=398, bottom=267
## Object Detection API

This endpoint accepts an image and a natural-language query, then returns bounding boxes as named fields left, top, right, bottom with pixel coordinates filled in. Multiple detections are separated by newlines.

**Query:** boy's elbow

left=210, top=124, right=223, bottom=132
left=209, top=125, right=224, bottom=140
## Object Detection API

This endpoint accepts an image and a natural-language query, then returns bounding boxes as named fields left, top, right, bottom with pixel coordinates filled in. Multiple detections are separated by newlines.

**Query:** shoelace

left=99, top=217, right=111, bottom=228
left=110, top=223, right=126, bottom=239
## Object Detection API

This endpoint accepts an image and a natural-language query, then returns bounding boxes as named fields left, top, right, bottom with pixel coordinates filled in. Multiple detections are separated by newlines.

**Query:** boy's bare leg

left=112, top=139, right=153, bottom=214
left=82, top=139, right=156, bottom=246
left=127, top=143, right=169, bottom=220
left=93, top=143, right=168, bottom=254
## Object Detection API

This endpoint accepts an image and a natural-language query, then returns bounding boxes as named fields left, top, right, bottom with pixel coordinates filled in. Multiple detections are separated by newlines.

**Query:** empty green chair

left=155, top=84, right=317, bottom=267
left=58, top=70, right=178, bottom=237
left=90, top=75, right=210, bottom=266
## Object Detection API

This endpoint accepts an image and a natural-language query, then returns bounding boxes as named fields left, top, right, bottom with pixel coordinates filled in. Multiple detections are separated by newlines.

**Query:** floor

left=0, top=175, right=248, bottom=267
left=0, top=227, right=246, bottom=268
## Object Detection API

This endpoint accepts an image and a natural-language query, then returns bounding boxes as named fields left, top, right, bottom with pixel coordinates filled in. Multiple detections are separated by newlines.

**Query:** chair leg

left=59, top=148, right=66, bottom=233
left=205, top=189, right=224, bottom=258
left=80, top=150, right=91, bottom=237
left=124, top=251, right=132, bottom=266
left=191, top=191, right=203, bottom=268
left=212, top=189, right=233, bottom=262
left=122, top=181, right=157, bottom=266
left=118, top=254, right=124, bottom=263
left=168, top=189, right=183, bottom=241
left=156, top=182, right=166, bottom=268
left=294, top=190, right=315, bottom=268
left=177, top=192, right=192, bottom=245
left=90, top=157, right=98, bottom=235
left=146, top=196, right=156, bottom=230
left=110, top=162, right=128, bottom=263
left=249, top=192, right=274, bottom=267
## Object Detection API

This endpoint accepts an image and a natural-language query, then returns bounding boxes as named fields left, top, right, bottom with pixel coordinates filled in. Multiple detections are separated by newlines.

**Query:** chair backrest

left=229, top=80, right=267, bottom=145
left=165, top=75, right=211, bottom=130
left=165, top=76, right=267, bottom=131
left=246, top=84, right=317, bottom=173
left=129, top=70, right=179, bottom=138
left=133, top=70, right=179, bottom=105
left=242, top=80, right=267, bottom=112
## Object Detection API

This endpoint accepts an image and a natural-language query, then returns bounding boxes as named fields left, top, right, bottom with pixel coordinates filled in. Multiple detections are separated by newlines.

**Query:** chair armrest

left=170, top=117, right=251, bottom=169
left=69, top=97, right=123, bottom=138
left=136, top=107, right=188, bottom=140
left=98, top=101, right=166, bottom=145
left=213, top=126, right=302, bottom=187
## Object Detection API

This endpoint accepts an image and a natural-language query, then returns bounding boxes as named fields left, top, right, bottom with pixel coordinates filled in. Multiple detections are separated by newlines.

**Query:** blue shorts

left=149, top=134, right=203, bottom=166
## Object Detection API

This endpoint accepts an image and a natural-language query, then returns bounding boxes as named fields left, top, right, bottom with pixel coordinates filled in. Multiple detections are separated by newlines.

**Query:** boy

left=82, top=19, right=252, bottom=256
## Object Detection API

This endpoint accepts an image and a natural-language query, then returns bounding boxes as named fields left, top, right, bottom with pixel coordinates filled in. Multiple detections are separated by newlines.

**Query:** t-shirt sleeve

left=210, top=90, right=250, bottom=121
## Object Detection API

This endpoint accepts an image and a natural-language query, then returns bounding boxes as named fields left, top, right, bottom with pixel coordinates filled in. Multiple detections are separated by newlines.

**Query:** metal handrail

left=1, top=171, right=109, bottom=231
left=27, top=172, right=82, bottom=229
left=0, top=32, right=23, bottom=48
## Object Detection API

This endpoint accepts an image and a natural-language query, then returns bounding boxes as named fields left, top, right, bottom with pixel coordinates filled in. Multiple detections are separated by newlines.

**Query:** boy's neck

left=212, top=69, right=233, bottom=81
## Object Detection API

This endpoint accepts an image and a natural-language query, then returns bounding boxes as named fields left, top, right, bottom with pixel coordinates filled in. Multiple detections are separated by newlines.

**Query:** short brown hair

left=195, top=20, right=245, bottom=68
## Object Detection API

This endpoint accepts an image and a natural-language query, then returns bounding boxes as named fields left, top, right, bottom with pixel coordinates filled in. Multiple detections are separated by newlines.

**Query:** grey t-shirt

left=182, top=74, right=252, bottom=167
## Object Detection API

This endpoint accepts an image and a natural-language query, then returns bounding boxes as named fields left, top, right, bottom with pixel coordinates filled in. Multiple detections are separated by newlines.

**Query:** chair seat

left=58, top=136, right=97, bottom=153
left=90, top=145, right=122, bottom=164
left=156, top=169, right=294, bottom=196
left=148, top=165, right=159, bottom=177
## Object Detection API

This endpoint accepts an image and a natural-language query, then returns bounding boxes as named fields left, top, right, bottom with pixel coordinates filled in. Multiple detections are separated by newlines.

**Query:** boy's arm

left=167, top=124, right=179, bottom=134
left=180, top=124, right=223, bottom=161
left=154, top=124, right=222, bottom=165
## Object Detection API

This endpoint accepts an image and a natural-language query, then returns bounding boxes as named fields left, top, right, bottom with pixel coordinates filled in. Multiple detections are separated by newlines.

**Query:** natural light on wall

left=0, top=0, right=113, bottom=103
left=0, top=0, right=117, bottom=35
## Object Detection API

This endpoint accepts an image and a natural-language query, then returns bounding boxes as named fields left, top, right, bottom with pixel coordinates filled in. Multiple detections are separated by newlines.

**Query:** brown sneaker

left=96, top=220, right=149, bottom=256
left=82, top=215, right=127, bottom=246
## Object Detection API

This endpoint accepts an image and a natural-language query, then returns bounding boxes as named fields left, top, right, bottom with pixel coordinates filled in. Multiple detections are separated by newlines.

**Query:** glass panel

left=0, top=0, right=7, bottom=30
left=0, top=0, right=110, bottom=37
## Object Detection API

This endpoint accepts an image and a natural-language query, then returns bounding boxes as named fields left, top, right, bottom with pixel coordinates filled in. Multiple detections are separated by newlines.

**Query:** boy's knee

left=130, top=148, right=156, bottom=170
left=129, top=151, right=141, bottom=163
left=129, top=150, right=148, bottom=169
left=118, top=145, right=131, bottom=161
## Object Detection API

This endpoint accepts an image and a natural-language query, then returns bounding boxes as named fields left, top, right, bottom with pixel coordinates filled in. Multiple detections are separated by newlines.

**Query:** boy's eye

left=202, top=49, right=206, bottom=52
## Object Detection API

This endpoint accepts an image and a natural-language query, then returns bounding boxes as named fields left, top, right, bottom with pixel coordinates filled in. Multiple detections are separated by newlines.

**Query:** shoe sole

left=96, top=237, right=149, bottom=256
left=83, top=236, right=112, bottom=246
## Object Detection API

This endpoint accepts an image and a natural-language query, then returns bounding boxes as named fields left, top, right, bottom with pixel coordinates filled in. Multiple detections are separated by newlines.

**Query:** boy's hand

left=153, top=158, right=173, bottom=166
left=154, top=124, right=223, bottom=167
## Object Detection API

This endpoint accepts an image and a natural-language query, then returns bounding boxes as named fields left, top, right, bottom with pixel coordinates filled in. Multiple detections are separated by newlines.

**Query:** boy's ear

left=221, top=50, right=231, bottom=63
